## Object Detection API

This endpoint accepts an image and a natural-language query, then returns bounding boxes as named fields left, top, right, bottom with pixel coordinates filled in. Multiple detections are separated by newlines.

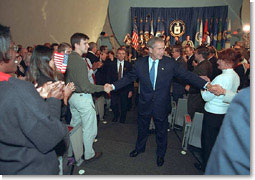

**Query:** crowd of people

left=0, top=23, right=250, bottom=175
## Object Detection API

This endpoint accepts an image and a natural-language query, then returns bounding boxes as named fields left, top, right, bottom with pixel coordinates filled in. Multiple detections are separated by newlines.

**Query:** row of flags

left=132, top=17, right=165, bottom=50
left=132, top=17, right=231, bottom=51
left=194, top=18, right=231, bottom=50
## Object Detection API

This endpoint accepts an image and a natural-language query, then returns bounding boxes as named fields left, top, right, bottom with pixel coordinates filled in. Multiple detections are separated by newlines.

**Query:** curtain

left=131, top=6, right=228, bottom=48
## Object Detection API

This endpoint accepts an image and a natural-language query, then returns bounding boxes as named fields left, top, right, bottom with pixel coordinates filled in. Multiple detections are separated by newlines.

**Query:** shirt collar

left=118, top=59, right=124, bottom=63
left=0, top=72, right=11, bottom=82
left=149, top=56, right=159, bottom=63
left=175, top=56, right=180, bottom=61
left=88, top=50, right=95, bottom=55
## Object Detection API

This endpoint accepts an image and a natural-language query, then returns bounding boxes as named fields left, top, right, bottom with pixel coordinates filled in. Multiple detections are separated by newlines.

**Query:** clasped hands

left=104, top=83, right=113, bottom=93
left=200, top=76, right=225, bottom=96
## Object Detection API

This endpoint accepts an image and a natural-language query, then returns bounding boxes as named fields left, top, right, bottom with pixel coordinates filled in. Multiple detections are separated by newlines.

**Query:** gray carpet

left=70, top=105, right=203, bottom=175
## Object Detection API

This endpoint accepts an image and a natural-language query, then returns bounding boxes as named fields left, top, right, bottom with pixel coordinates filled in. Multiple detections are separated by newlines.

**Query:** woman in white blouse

left=200, top=48, right=241, bottom=171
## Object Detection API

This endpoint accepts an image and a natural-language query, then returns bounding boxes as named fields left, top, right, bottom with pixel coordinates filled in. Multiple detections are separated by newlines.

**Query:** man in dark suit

left=171, top=45, right=187, bottom=103
left=94, top=51, right=108, bottom=124
left=208, top=46, right=221, bottom=80
left=86, top=42, right=99, bottom=64
left=107, top=48, right=133, bottom=123
left=186, top=46, right=212, bottom=119
left=106, top=37, right=211, bottom=167
left=185, top=46, right=195, bottom=72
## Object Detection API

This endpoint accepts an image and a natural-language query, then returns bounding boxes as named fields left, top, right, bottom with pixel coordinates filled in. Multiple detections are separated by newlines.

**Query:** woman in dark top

left=26, top=45, right=75, bottom=104
left=26, top=45, right=75, bottom=163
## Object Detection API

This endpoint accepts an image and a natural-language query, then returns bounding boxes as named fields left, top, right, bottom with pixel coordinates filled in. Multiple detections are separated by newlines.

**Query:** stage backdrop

left=131, top=6, right=228, bottom=49
left=108, top=0, right=243, bottom=46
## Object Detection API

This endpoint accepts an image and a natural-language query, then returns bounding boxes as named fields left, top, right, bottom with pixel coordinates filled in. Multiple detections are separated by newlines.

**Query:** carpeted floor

left=70, top=104, right=203, bottom=175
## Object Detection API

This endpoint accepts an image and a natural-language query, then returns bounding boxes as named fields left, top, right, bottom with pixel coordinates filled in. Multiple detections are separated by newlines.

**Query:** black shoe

left=112, top=117, right=117, bottom=122
left=129, top=150, right=144, bottom=157
left=149, top=129, right=155, bottom=134
left=157, top=156, right=164, bottom=167
left=194, top=162, right=205, bottom=172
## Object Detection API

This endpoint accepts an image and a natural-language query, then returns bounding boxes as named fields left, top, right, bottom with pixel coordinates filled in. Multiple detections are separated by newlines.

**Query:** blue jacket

left=205, top=87, right=250, bottom=175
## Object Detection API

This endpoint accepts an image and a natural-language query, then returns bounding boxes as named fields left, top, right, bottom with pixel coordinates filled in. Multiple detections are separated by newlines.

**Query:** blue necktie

left=150, top=61, right=156, bottom=88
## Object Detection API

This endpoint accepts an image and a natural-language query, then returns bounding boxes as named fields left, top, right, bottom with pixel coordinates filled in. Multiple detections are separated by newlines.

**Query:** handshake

left=200, top=76, right=226, bottom=96
left=103, top=83, right=113, bottom=93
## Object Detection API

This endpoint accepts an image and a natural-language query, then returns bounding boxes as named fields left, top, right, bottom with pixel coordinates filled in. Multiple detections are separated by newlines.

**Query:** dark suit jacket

left=189, top=60, right=212, bottom=94
left=86, top=51, right=99, bottom=64
left=94, top=60, right=108, bottom=97
left=113, top=56, right=207, bottom=119
left=172, top=56, right=187, bottom=95
left=187, top=60, right=212, bottom=118
left=107, top=60, right=134, bottom=94
left=208, top=56, right=221, bottom=80
left=187, top=54, right=195, bottom=72
left=234, top=64, right=245, bottom=90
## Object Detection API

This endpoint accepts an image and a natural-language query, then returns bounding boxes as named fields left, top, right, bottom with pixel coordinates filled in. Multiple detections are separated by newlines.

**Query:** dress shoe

left=112, top=118, right=117, bottom=122
left=149, top=129, right=155, bottom=134
left=194, top=162, right=205, bottom=172
left=119, top=119, right=125, bottom=124
left=157, top=156, right=164, bottom=167
left=85, top=152, right=103, bottom=162
left=129, top=150, right=144, bottom=157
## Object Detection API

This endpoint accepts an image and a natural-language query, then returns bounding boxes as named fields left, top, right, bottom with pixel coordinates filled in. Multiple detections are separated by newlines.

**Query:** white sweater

left=201, top=69, right=240, bottom=114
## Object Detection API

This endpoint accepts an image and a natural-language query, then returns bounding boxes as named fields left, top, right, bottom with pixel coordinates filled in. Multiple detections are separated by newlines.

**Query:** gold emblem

left=169, top=20, right=185, bottom=37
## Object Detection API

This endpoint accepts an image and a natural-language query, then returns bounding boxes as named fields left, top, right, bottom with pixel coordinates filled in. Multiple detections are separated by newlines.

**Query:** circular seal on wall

left=169, top=20, right=185, bottom=37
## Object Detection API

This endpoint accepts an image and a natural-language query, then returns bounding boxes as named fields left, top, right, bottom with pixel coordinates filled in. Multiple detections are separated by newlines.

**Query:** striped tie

left=118, top=63, right=122, bottom=80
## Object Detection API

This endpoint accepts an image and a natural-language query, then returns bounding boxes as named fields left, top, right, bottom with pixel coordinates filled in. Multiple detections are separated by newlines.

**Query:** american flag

left=53, top=52, right=68, bottom=74
left=132, top=20, right=139, bottom=50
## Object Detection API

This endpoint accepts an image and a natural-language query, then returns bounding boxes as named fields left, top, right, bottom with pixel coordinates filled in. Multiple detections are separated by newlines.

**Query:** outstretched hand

left=104, top=83, right=113, bottom=93
left=200, top=76, right=211, bottom=82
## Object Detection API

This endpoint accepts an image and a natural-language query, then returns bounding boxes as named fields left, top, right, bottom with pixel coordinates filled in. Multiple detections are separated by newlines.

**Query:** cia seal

left=169, top=20, right=185, bottom=37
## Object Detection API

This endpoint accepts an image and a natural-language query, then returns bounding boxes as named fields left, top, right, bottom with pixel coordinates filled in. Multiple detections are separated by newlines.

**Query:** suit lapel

left=114, top=60, right=118, bottom=75
left=155, top=58, right=165, bottom=90
left=123, top=61, right=127, bottom=75
left=143, top=57, right=152, bottom=89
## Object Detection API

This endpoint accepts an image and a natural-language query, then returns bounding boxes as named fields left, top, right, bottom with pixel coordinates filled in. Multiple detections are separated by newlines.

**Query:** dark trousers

left=135, top=114, right=168, bottom=157
left=172, top=92, right=184, bottom=104
left=111, top=92, right=128, bottom=123
left=201, top=111, right=225, bottom=168
left=187, top=94, right=205, bottom=119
